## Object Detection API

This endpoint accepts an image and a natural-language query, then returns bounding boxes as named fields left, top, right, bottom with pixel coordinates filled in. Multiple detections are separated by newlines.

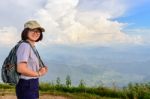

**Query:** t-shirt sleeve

left=17, top=43, right=31, bottom=64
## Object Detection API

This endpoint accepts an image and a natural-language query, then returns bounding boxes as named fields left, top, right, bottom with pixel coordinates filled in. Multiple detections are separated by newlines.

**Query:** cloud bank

left=0, top=27, right=19, bottom=45
left=34, top=0, right=143, bottom=46
left=0, top=0, right=145, bottom=46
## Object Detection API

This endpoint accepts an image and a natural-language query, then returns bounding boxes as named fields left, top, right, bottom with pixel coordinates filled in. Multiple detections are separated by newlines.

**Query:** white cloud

left=78, top=0, right=128, bottom=18
left=0, top=0, right=46, bottom=46
left=34, top=0, right=143, bottom=46
left=0, top=0, right=144, bottom=46
left=0, top=0, right=46, bottom=28
left=0, top=27, right=19, bottom=45
left=125, top=28, right=150, bottom=44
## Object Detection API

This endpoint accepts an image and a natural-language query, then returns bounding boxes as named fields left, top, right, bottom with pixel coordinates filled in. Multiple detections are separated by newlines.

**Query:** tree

left=56, top=77, right=61, bottom=86
left=79, top=79, right=86, bottom=88
left=66, top=75, right=71, bottom=87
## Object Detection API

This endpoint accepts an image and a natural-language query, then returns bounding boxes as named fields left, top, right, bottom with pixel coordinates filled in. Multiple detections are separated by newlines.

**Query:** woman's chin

left=32, top=38, right=39, bottom=41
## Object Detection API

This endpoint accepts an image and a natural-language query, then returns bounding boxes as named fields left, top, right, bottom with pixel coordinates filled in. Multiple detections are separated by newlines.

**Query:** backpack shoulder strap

left=23, top=40, right=45, bottom=68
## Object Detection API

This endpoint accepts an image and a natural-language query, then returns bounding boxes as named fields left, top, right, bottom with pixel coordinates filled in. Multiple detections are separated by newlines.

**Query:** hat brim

left=30, top=27, right=45, bottom=32
left=38, top=27, right=45, bottom=32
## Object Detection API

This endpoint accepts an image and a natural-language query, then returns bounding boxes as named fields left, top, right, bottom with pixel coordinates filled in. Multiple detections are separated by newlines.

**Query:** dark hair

left=21, top=28, right=43, bottom=42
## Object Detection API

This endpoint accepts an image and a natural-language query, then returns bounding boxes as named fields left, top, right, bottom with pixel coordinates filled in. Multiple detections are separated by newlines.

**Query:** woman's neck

left=26, top=39, right=35, bottom=47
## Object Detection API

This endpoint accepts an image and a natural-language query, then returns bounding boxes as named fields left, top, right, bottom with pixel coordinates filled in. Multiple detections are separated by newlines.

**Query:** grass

left=39, top=82, right=123, bottom=98
left=0, top=82, right=150, bottom=99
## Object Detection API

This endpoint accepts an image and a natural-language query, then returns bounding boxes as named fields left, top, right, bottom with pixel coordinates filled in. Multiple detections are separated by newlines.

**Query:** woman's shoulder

left=18, top=42, right=30, bottom=49
left=16, top=42, right=31, bottom=54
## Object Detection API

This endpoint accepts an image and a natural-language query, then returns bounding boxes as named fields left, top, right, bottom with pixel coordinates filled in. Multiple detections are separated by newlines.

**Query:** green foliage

left=78, top=79, right=86, bottom=88
left=66, top=75, right=71, bottom=87
left=0, top=83, right=14, bottom=89
left=123, top=82, right=150, bottom=99
left=1, top=77, right=150, bottom=99
left=38, top=77, right=150, bottom=99
left=56, top=77, right=61, bottom=86
left=39, top=82, right=123, bottom=98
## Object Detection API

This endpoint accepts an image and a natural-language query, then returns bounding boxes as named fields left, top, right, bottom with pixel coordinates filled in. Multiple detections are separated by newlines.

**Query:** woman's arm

left=17, top=62, right=47, bottom=77
left=17, top=62, right=39, bottom=77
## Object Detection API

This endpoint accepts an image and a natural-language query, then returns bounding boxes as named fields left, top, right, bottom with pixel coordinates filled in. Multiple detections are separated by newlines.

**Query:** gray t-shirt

left=17, top=42, right=40, bottom=79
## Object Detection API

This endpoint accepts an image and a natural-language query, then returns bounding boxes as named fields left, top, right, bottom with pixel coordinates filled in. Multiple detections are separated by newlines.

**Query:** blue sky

left=116, top=0, right=150, bottom=29
left=0, top=0, right=150, bottom=86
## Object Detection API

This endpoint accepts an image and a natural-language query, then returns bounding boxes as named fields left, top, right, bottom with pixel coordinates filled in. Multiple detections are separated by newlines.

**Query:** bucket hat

left=24, top=20, right=45, bottom=32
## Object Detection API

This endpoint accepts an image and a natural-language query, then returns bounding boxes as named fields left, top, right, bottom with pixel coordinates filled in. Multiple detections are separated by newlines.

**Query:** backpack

left=1, top=40, right=45, bottom=85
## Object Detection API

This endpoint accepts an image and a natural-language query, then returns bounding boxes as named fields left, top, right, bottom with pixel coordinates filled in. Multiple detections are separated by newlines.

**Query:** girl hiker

left=16, top=20, right=48, bottom=99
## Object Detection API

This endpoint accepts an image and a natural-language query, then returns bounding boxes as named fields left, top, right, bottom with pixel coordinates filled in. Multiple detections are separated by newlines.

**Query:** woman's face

left=27, top=29, right=41, bottom=42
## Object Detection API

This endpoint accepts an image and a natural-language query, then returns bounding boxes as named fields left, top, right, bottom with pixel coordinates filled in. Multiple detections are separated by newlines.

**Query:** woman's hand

left=44, top=66, right=48, bottom=72
left=38, top=66, right=48, bottom=76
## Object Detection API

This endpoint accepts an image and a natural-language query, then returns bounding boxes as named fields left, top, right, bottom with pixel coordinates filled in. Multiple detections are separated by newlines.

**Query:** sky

left=0, top=0, right=150, bottom=86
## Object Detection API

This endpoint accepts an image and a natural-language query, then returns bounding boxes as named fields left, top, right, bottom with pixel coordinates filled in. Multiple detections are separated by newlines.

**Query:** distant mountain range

left=37, top=44, right=150, bottom=87
left=0, top=44, right=150, bottom=87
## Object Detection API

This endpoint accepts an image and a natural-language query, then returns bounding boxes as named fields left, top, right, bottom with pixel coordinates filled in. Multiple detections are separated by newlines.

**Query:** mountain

left=36, top=44, right=150, bottom=87
left=0, top=44, right=150, bottom=86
